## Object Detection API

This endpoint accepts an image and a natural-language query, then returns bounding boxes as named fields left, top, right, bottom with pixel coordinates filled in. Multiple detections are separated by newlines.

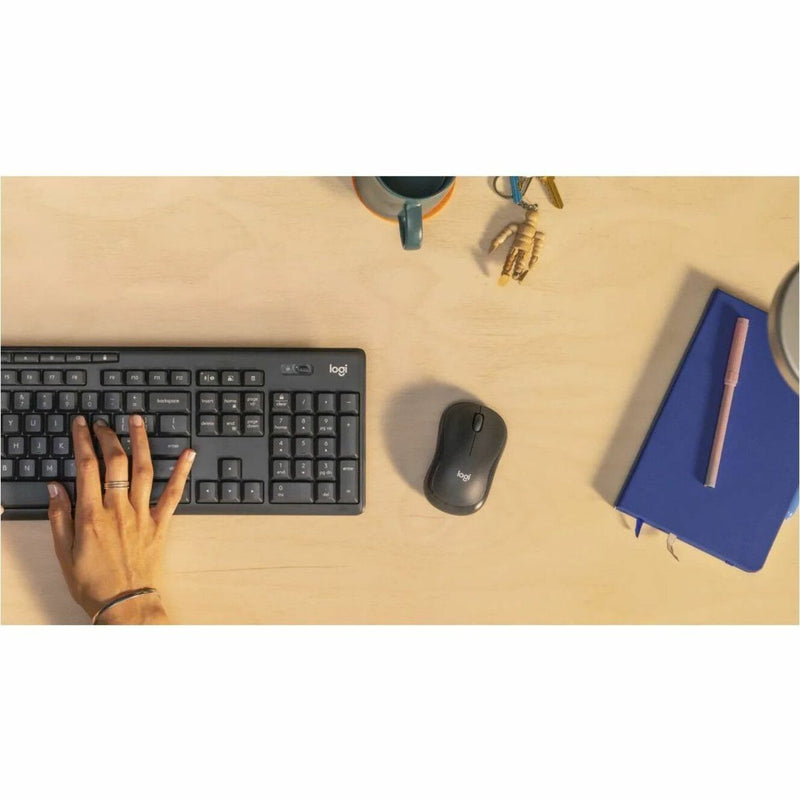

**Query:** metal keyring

left=492, top=176, right=534, bottom=200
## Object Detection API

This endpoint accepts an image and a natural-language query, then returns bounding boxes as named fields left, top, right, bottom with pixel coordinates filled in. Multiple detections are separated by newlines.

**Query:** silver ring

left=103, top=480, right=131, bottom=490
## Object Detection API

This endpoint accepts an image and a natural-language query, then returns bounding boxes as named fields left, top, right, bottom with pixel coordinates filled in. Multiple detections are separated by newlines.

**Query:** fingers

left=152, top=448, right=196, bottom=527
left=128, top=414, right=154, bottom=513
left=92, top=419, right=129, bottom=508
left=47, top=482, right=75, bottom=572
left=72, top=415, right=103, bottom=511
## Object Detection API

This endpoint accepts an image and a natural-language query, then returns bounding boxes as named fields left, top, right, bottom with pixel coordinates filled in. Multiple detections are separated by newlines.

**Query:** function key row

left=102, top=370, right=191, bottom=386
left=271, top=391, right=359, bottom=414
left=2, top=352, right=118, bottom=364
left=3, top=369, right=87, bottom=386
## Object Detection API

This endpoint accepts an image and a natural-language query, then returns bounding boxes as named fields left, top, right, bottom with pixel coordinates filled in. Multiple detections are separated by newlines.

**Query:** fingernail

left=94, top=418, right=108, bottom=427
left=47, top=483, right=59, bottom=498
left=75, top=415, right=87, bottom=427
left=186, top=450, right=196, bottom=463
left=130, top=414, right=144, bottom=428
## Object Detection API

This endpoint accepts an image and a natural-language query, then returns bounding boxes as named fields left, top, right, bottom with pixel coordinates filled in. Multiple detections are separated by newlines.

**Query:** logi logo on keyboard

left=329, top=364, right=348, bottom=377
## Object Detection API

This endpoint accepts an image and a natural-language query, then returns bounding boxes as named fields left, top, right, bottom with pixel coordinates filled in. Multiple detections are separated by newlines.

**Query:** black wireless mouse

left=424, top=401, right=507, bottom=515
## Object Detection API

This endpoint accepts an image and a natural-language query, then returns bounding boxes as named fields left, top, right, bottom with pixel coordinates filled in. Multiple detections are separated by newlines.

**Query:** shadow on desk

left=593, top=268, right=729, bottom=508
left=2, top=526, right=86, bottom=624
left=383, top=381, right=480, bottom=492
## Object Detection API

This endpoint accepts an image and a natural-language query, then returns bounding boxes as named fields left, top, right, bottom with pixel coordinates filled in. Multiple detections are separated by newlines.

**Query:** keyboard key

left=126, top=392, right=145, bottom=412
left=151, top=481, right=191, bottom=504
left=243, top=415, right=264, bottom=436
left=153, top=460, right=177, bottom=480
left=221, top=371, right=240, bottom=386
left=0, top=481, right=51, bottom=507
left=59, top=391, right=78, bottom=411
left=52, top=437, right=70, bottom=456
left=148, top=371, right=168, bottom=386
left=339, top=460, right=359, bottom=503
left=1, top=391, right=9, bottom=411
left=272, top=438, right=291, bottom=457
left=271, top=392, right=291, bottom=412
left=102, top=370, right=123, bottom=385
left=295, top=460, right=313, bottom=480
left=220, top=459, right=242, bottom=479
left=149, top=392, right=191, bottom=413
left=196, top=392, right=217, bottom=415
left=18, top=459, right=37, bottom=478
left=20, top=370, right=41, bottom=385
left=66, top=353, right=92, bottom=363
left=47, top=414, right=65, bottom=433
left=92, top=413, right=111, bottom=426
left=295, top=415, right=313, bottom=435
left=2, top=414, right=20, bottom=434
left=14, top=353, right=39, bottom=363
left=271, top=482, right=314, bottom=503
left=271, top=415, right=291, bottom=434
left=221, top=415, right=241, bottom=436
left=25, top=414, right=43, bottom=433
left=196, top=481, right=219, bottom=503
left=13, top=391, right=33, bottom=411
left=170, top=370, right=191, bottom=386
left=81, top=392, right=100, bottom=412
left=295, top=437, right=313, bottom=458
left=2, top=369, right=18, bottom=384
left=149, top=437, right=190, bottom=457
left=7, top=436, right=25, bottom=455
left=317, top=460, right=335, bottom=480
left=317, top=483, right=336, bottom=503
left=1, top=459, right=14, bottom=478
left=272, top=460, right=291, bottom=479
left=244, top=393, right=264, bottom=413
left=340, top=416, right=359, bottom=458
left=125, top=370, right=145, bottom=385
left=29, top=436, right=47, bottom=456
left=198, top=415, right=219, bottom=436
left=317, top=393, right=336, bottom=413
left=41, top=459, right=59, bottom=479
left=317, top=438, right=336, bottom=458
left=317, top=415, right=336, bottom=435
left=243, top=371, right=264, bottom=386
left=42, top=370, right=63, bottom=385
left=114, top=415, right=130, bottom=435
left=103, top=391, right=123, bottom=411
left=65, top=370, right=87, bottom=385
left=92, top=353, right=118, bottom=362
left=340, top=393, right=359, bottom=413
left=295, top=393, right=313, bottom=412
left=143, top=414, right=157, bottom=434
left=39, top=353, right=65, bottom=363
left=35, top=391, right=55, bottom=411
left=220, top=482, right=241, bottom=502
left=0, top=353, right=10, bottom=363
left=198, top=371, right=219, bottom=386
left=63, top=459, right=77, bottom=478
left=243, top=481, right=264, bottom=503
left=221, top=392, right=241, bottom=413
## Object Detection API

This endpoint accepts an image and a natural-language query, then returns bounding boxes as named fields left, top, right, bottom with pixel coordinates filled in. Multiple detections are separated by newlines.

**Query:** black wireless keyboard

left=1, top=347, right=365, bottom=519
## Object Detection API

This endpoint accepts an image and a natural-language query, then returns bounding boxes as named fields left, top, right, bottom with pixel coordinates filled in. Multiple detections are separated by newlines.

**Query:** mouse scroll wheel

left=472, top=412, right=484, bottom=432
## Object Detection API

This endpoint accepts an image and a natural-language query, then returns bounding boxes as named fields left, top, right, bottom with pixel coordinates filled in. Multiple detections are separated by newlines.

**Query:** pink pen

left=704, top=317, right=749, bottom=488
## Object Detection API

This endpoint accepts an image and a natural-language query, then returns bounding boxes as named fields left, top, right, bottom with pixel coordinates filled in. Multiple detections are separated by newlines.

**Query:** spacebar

left=1, top=482, right=51, bottom=508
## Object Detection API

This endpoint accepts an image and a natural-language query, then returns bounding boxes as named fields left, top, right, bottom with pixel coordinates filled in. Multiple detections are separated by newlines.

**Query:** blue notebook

left=615, top=288, right=799, bottom=571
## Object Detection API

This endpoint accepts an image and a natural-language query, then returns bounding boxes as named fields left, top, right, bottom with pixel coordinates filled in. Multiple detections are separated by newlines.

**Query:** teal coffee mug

left=353, top=176, right=455, bottom=250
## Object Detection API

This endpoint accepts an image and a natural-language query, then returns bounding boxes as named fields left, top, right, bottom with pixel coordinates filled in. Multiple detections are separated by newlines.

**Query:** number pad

left=268, top=391, right=360, bottom=504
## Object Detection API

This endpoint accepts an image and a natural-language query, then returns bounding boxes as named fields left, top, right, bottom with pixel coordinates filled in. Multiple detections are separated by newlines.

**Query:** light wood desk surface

left=2, top=177, right=797, bottom=624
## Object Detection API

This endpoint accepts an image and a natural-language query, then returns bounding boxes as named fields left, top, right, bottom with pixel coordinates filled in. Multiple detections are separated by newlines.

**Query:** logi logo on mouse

left=457, top=470, right=471, bottom=482
left=329, top=364, right=348, bottom=377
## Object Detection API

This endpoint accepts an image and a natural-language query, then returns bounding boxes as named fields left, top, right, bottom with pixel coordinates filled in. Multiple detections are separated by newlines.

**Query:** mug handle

left=398, top=201, right=422, bottom=250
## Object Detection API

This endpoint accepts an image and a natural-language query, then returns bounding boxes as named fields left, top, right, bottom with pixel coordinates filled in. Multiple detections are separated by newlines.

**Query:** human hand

left=47, top=414, right=195, bottom=624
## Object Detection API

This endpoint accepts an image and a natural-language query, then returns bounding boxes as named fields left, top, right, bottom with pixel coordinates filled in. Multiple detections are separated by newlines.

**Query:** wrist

left=94, top=592, right=169, bottom=625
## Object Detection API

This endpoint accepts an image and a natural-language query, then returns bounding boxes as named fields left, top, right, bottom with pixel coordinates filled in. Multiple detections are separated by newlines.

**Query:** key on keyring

left=540, top=177, right=564, bottom=209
